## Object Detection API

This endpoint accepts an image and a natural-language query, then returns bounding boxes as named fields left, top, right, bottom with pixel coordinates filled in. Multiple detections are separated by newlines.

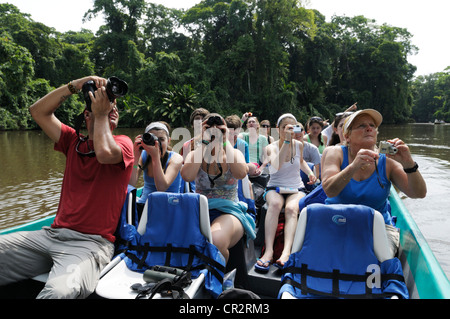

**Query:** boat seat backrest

left=137, top=191, right=212, bottom=243
left=279, top=204, right=408, bottom=299
left=240, top=175, right=252, bottom=199
left=237, top=175, right=256, bottom=217
left=123, top=192, right=225, bottom=298
left=292, top=203, right=391, bottom=263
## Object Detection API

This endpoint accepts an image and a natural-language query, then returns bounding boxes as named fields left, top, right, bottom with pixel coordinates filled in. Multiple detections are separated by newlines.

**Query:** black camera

left=141, top=132, right=163, bottom=154
left=82, top=76, right=128, bottom=111
left=206, top=116, right=224, bottom=127
left=142, top=132, right=158, bottom=146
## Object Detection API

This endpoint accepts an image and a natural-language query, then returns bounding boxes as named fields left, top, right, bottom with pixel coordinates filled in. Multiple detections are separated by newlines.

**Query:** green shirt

left=241, top=132, right=269, bottom=164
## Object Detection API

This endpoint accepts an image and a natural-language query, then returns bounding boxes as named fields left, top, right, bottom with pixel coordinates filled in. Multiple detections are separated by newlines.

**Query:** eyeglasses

left=76, top=136, right=96, bottom=157
left=261, top=124, right=270, bottom=128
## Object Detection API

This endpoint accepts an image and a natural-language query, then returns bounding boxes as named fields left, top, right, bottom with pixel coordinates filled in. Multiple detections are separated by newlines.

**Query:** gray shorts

left=0, top=226, right=114, bottom=299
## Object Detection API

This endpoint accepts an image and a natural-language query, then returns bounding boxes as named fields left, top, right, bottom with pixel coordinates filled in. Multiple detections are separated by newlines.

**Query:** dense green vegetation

left=1, top=1, right=448, bottom=130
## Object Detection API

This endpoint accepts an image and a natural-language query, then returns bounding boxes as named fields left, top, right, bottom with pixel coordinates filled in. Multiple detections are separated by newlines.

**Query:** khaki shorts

left=0, top=227, right=114, bottom=299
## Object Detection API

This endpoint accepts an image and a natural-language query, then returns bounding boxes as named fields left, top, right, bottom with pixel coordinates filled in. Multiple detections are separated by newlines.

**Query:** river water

left=1, top=124, right=449, bottom=279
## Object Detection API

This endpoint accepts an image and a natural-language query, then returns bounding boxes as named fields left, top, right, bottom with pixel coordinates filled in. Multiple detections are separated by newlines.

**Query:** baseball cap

left=343, top=109, right=383, bottom=135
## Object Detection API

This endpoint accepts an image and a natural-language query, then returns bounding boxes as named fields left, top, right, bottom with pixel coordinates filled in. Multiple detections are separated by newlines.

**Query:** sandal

left=254, top=258, right=271, bottom=273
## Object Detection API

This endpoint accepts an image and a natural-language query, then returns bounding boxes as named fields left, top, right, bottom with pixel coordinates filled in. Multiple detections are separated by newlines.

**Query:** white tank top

left=267, top=141, right=304, bottom=189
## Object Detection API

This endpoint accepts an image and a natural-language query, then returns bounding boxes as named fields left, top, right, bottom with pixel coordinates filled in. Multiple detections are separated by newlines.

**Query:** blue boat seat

left=238, top=175, right=256, bottom=220
left=279, top=203, right=408, bottom=299
left=95, top=192, right=225, bottom=299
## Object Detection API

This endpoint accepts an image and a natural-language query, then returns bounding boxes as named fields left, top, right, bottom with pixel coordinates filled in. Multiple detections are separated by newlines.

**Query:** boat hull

left=1, top=189, right=449, bottom=299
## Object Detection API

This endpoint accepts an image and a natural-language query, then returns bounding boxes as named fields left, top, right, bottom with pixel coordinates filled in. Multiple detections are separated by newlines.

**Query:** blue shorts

left=209, top=209, right=223, bottom=224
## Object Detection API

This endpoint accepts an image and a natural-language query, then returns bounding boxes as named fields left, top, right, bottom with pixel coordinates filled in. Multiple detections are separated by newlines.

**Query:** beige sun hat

left=343, top=109, right=383, bottom=135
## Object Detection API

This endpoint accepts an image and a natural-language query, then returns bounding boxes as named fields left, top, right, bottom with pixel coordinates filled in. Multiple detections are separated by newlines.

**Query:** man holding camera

left=0, top=76, right=134, bottom=298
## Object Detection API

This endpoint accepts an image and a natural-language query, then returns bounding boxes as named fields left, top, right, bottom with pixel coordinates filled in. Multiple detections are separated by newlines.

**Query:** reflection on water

left=1, top=124, right=449, bottom=279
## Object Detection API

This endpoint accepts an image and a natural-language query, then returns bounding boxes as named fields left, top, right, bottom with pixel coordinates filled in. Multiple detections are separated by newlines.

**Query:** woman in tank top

left=256, top=114, right=316, bottom=271
left=321, top=109, right=427, bottom=256
left=304, top=116, right=327, bottom=154
left=130, top=122, right=183, bottom=214
left=181, top=113, right=254, bottom=263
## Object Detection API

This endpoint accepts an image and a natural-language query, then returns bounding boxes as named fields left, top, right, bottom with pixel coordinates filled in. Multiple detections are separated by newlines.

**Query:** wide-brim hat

left=343, top=109, right=383, bottom=135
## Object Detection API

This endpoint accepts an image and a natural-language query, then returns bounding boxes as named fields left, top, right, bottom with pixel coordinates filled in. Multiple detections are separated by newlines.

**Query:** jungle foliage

left=0, top=1, right=447, bottom=130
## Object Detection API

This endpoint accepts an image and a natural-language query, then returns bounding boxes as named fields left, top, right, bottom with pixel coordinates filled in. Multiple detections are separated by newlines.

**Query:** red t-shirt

left=52, top=124, right=134, bottom=242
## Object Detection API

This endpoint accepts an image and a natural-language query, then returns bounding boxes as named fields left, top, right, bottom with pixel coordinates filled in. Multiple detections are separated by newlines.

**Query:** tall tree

left=84, top=0, right=147, bottom=75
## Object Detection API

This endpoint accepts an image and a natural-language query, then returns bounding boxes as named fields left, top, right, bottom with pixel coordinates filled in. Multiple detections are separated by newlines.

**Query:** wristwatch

left=403, top=162, right=418, bottom=173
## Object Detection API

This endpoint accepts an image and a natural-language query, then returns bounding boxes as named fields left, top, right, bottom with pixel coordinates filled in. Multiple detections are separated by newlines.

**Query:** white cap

left=343, top=109, right=382, bottom=135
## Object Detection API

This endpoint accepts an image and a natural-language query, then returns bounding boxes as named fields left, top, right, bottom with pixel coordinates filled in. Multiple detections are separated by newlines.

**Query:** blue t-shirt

left=234, top=138, right=249, bottom=163
left=325, top=146, right=393, bottom=224
left=138, top=151, right=182, bottom=203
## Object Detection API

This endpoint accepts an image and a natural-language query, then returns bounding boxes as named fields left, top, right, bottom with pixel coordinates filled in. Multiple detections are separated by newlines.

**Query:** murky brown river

left=1, top=123, right=449, bottom=279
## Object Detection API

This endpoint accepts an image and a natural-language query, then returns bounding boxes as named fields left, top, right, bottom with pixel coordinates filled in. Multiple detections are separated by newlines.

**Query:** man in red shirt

left=0, top=76, right=134, bottom=298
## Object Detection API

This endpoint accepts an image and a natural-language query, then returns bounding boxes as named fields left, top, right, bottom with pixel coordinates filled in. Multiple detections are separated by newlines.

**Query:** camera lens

left=142, top=132, right=157, bottom=146
left=106, top=76, right=128, bottom=100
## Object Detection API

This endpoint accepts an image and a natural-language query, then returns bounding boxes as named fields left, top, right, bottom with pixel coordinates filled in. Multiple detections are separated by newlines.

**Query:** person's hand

left=386, top=138, right=415, bottom=168
left=353, top=148, right=379, bottom=171
left=89, top=86, right=113, bottom=116
left=133, top=135, right=143, bottom=157
left=348, top=102, right=358, bottom=112
left=307, top=173, right=317, bottom=185
left=241, top=112, right=251, bottom=123
left=284, top=124, right=294, bottom=142
left=72, top=76, right=107, bottom=92
left=146, top=140, right=161, bottom=159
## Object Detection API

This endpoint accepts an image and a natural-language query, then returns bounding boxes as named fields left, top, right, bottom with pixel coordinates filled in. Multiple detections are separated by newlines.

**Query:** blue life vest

left=124, top=192, right=226, bottom=298
left=278, top=204, right=408, bottom=299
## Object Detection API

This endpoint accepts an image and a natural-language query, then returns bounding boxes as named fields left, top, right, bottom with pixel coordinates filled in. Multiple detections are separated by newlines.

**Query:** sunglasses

left=261, top=124, right=270, bottom=128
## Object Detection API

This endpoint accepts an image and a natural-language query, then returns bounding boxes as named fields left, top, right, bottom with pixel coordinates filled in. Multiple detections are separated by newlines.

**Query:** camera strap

left=206, top=162, right=223, bottom=188
left=74, top=112, right=85, bottom=137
